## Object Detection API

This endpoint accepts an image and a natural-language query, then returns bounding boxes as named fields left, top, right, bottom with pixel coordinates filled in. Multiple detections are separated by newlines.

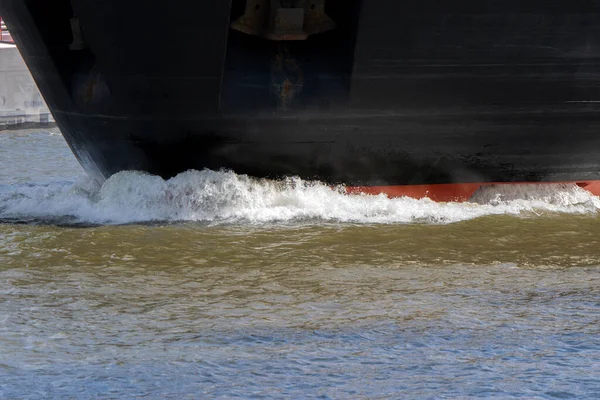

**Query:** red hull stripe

left=346, top=181, right=600, bottom=202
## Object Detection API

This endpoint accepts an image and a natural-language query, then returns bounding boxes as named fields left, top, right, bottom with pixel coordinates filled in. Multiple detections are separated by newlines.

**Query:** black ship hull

left=3, top=1, right=600, bottom=199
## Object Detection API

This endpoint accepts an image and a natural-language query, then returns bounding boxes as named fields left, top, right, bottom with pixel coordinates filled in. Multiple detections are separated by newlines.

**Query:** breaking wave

left=1, top=169, right=599, bottom=225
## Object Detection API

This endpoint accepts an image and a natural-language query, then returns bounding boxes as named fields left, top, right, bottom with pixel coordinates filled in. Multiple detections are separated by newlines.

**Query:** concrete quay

left=0, top=42, right=53, bottom=129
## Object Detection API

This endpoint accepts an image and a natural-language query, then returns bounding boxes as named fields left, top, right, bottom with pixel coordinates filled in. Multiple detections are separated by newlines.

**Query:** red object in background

left=1, top=16, right=14, bottom=43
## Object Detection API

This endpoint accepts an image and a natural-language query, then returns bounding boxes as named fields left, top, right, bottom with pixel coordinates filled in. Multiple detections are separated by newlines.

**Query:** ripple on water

left=1, top=130, right=600, bottom=398
left=1, top=226, right=600, bottom=398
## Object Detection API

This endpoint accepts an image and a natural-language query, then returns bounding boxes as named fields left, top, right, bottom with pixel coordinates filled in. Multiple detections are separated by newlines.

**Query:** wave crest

left=1, top=170, right=599, bottom=225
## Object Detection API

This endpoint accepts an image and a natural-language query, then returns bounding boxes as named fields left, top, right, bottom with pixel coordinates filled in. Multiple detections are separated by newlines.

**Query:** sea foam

left=1, top=169, right=598, bottom=225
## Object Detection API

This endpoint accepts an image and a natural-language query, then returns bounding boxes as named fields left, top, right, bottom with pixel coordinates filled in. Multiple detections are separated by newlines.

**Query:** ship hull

left=3, top=0, right=600, bottom=198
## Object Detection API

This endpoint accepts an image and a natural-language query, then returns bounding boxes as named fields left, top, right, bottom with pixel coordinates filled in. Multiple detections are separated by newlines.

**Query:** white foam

left=1, top=169, right=599, bottom=225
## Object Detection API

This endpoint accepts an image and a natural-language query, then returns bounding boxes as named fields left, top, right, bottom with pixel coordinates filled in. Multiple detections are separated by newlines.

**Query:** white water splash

left=1, top=169, right=599, bottom=225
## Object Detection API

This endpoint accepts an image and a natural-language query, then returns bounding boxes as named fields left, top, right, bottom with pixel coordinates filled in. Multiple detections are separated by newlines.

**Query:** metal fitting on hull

left=231, top=0, right=336, bottom=40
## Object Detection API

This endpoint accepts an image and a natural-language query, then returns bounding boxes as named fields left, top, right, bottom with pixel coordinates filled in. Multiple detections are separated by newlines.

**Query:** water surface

left=1, top=130, right=599, bottom=398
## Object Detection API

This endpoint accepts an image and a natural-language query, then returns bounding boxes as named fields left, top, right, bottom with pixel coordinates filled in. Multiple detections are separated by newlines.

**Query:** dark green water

left=1, top=130, right=599, bottom=398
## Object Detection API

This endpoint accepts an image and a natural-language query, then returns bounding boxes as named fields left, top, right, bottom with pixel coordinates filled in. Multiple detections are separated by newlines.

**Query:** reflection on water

left=1, top=223, right=600, bottom=398
left=1, top=131, right=600, bottom=398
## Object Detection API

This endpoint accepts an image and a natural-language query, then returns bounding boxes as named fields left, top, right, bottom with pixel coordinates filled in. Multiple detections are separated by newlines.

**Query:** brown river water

left=1, top=130, right=599, bottom=398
